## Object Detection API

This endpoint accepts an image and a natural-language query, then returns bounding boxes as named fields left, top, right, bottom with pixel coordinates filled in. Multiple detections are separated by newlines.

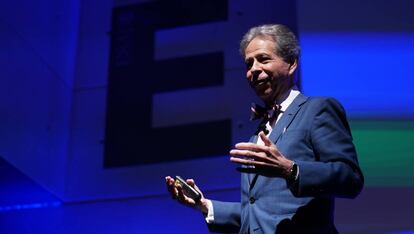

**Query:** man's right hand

left=165, top=176, right=209, bottom=214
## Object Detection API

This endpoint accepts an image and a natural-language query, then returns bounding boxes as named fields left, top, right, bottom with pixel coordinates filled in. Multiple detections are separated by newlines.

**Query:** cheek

left=266, top=64, right=288, bottom=77
left=279, top=63, right=291, bottom=76
left=246, top=71, right=252, bottom=80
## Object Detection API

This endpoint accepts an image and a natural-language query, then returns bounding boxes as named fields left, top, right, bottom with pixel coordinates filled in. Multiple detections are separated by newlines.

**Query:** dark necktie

left=250, top=103, right=282, bottom=135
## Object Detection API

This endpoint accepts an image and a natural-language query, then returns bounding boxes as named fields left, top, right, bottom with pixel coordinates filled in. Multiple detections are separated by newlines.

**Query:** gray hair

left=240, top=24, right=300, bottom=65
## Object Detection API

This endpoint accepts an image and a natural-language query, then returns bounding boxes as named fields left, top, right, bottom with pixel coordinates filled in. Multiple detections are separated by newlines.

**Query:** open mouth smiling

left=252, top=77, right=270, bottom=87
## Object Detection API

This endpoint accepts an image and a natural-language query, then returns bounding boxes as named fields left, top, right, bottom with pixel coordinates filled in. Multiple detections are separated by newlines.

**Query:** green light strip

left=350, top=120, right=414, bottom=187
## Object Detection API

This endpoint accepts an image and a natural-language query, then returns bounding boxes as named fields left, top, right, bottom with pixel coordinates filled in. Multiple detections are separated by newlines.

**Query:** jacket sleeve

left=207, top=200, right=241, bottom=233
left=293, top=98, right=364, bottom=198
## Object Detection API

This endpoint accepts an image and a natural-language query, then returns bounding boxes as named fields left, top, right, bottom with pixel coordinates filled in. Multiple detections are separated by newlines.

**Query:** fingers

left=230, top=149, right=268, bottom=162
left=230, top=156, right=276, bottom=168
left=234, top=132, right=275, bottom=151
left=232, top=133, right=280, bottom=159
left=186, top=179, right=195, bottom=186
left=165, top=176, right=173, bottom=190
left=186, top=179, right=197, bottom=191
left=165, top=176, right=201, bottom=208
left=187, top=179, right=203, bottom=196
left=230, top=152, right=273, bottom=165
left=165, top=175, right=189, bottom=203
left=234, top=142, right=269, bottom=152
left=165, top=176, right=178, bottom=198
left=259, top=131, right=273, bottom=146
left=165, top=176, right=174, bottom=184
left=176, top=184, right=188, bottom=203
left=186, top=179, right=197, bottom=192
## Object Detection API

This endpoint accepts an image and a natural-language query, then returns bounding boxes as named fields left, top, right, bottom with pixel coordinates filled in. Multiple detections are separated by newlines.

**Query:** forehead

left=244, top=36, right=277, bottom=58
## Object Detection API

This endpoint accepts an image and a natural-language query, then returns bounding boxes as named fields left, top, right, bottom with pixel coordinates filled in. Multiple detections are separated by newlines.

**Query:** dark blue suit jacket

left=208, top=94, right=364, bottom=234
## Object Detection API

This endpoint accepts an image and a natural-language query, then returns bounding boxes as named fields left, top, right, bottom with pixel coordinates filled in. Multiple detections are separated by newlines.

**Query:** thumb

left=259, top=131, right=273, bottom=146
left=186, top=179, right=195, bottom=188
left=187, top=179, right=201, bottom=193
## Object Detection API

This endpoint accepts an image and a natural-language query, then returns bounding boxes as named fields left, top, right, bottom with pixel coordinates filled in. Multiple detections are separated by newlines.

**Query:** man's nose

left=250, top=61, right=262, bottom=78
left=251, top=61, right=262, bottom=73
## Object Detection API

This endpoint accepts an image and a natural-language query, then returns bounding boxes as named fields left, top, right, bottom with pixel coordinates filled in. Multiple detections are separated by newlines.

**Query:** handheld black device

left=174, top=176, right=201, bottom=201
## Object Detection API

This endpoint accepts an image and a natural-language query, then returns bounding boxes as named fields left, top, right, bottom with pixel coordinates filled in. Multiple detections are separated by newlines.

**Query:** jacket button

left=249, top=197, right=255, bottom=204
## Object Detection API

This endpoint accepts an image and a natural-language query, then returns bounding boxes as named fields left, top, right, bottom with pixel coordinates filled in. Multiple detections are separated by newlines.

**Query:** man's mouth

left=252, top=77, right=271, bottom=87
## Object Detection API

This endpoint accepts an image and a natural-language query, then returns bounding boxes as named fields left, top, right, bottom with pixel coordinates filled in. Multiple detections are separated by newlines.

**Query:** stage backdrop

left=0, top=0, right=413, bottom=233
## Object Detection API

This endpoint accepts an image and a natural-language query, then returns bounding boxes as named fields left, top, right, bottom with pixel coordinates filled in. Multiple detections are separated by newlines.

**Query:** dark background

left=0, top=0, right=413, bottom=233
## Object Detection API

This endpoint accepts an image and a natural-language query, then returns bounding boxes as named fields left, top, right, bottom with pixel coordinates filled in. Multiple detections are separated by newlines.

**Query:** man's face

left=244, top=36, right=296, bottom=105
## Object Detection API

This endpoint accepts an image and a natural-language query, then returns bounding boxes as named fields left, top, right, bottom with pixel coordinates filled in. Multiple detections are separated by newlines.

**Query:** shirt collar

left=276, top=87, right=300, bottom=112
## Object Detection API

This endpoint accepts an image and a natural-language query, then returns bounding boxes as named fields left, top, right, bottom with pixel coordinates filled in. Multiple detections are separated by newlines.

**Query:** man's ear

left=288, top=59, right=298, bottom=76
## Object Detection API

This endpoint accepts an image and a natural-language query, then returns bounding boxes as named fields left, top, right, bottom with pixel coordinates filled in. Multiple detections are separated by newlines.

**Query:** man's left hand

left=230, top=131, right=293, bottom=178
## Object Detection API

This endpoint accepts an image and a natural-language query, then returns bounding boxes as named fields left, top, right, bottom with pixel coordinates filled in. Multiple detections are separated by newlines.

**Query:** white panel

left=152, top=86, right=230, bottom=128
left=154, top=22, right=227, bottom=60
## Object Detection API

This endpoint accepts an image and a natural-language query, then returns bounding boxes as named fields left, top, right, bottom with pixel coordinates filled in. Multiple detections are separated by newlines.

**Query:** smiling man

left=166, top=24, right=364, bottom=234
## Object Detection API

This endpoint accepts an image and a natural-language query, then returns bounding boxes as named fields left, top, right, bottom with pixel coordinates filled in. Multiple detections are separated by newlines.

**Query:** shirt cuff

left=204, top=199, right=214, bottom=224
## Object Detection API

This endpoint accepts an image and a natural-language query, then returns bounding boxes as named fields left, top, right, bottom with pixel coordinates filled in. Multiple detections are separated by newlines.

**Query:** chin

left=258, top=93, right=273, bottom=104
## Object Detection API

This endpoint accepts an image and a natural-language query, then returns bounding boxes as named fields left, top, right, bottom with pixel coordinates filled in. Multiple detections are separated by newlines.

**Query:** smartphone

left=174, top=176, right=201, bottom=201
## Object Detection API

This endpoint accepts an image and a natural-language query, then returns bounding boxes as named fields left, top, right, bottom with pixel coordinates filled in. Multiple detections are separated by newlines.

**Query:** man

left=166, top=24, right=364, bottom=234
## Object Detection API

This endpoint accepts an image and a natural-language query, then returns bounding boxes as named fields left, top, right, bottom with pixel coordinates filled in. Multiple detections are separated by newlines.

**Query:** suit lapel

left=249, top=93, right=308, bottom=190
left=268, top=93, right=308, bottom=143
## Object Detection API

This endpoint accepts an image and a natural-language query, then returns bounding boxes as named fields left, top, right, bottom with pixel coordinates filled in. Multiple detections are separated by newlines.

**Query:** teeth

left=251, top=78, right=268, bottom=87
left=256, top=79, right=267, bottom=85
